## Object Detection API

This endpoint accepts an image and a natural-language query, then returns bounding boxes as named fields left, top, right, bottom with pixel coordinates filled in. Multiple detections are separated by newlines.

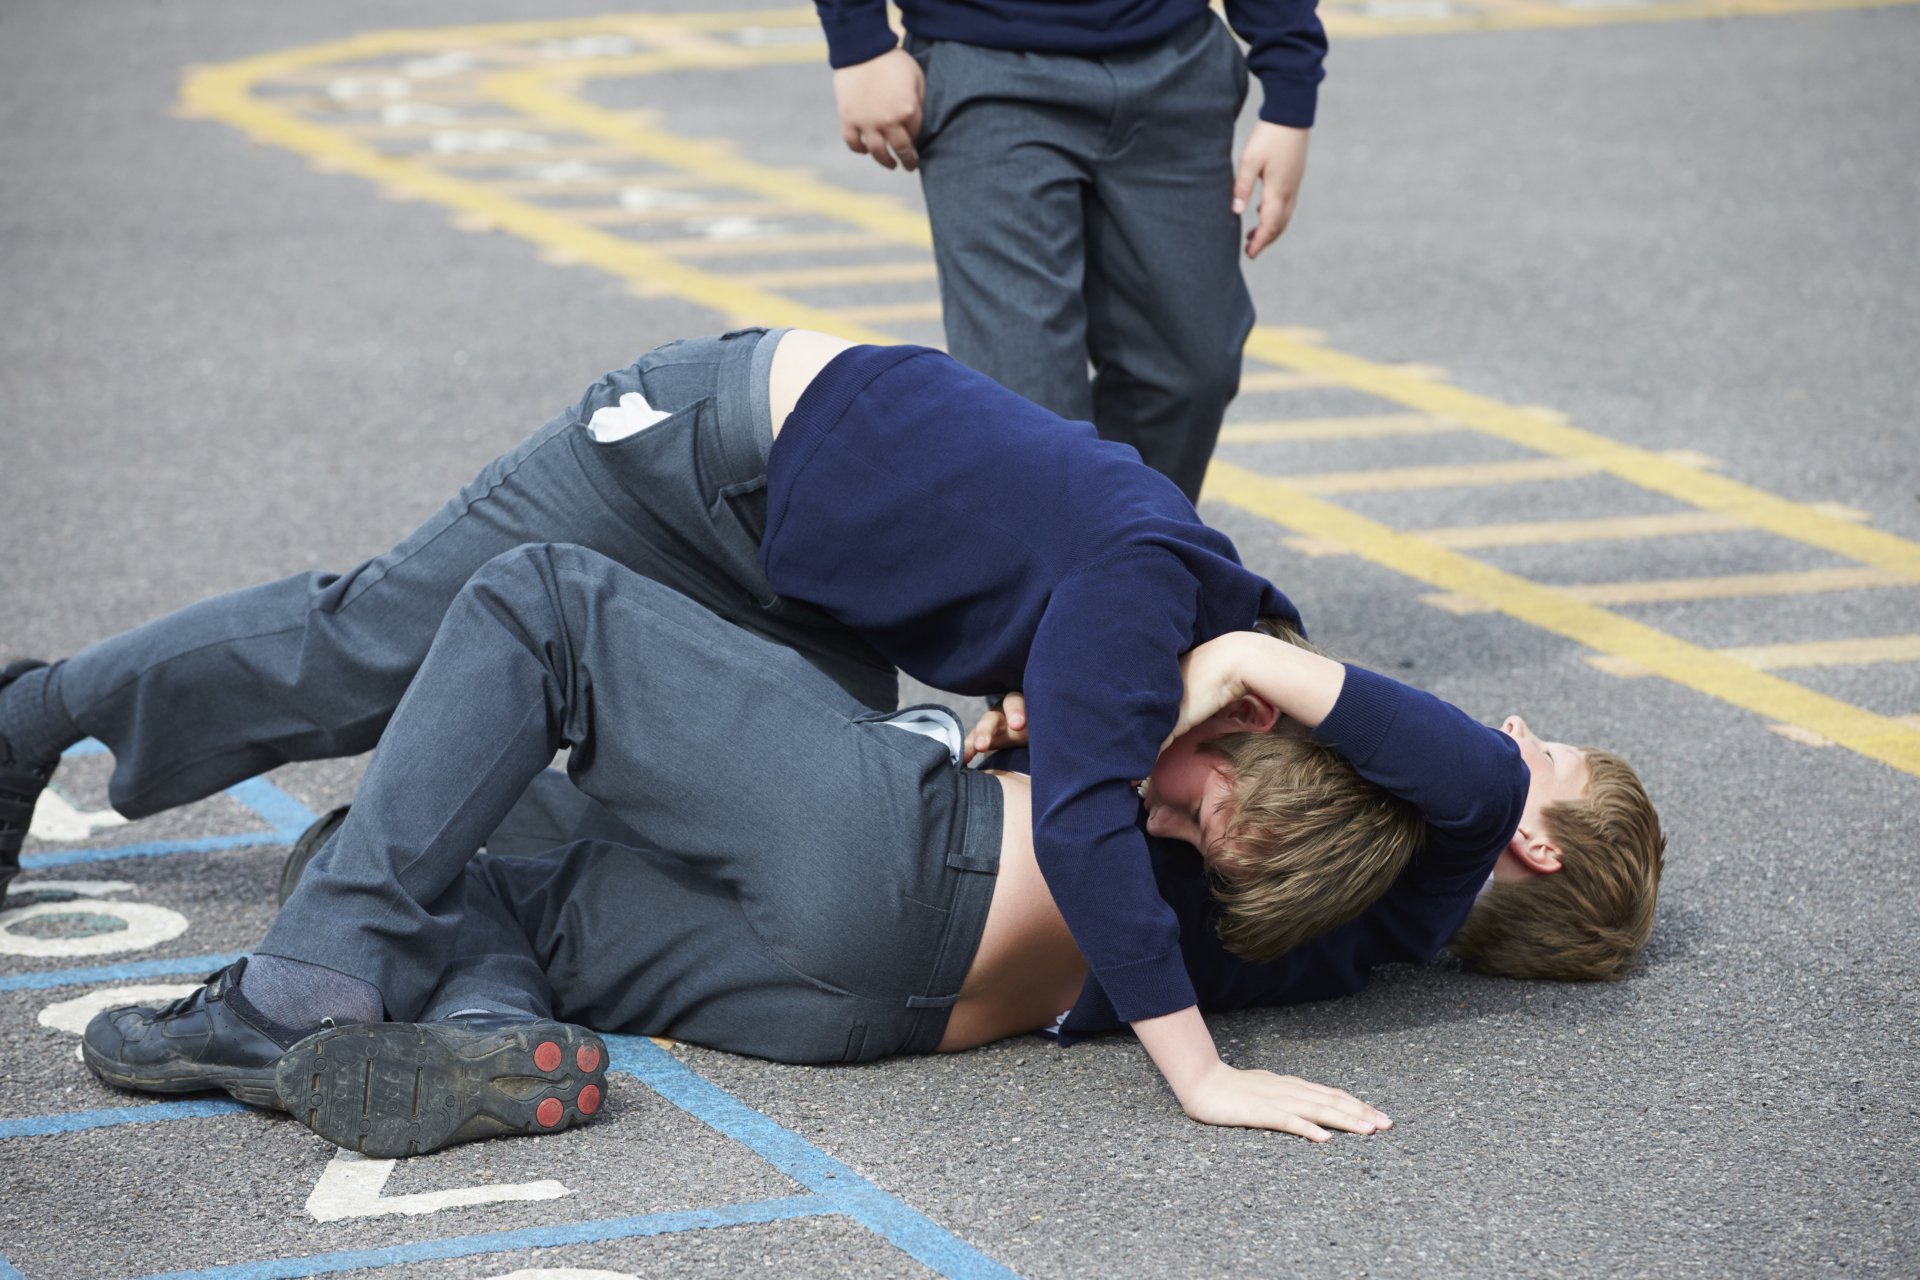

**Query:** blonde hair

left=1201, top=729, right=1426, bottom=961
left=1450, top=748, right=1665, bottom=982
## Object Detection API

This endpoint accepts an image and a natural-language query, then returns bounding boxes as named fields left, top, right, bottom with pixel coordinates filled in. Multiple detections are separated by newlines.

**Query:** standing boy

left=818, top=0, right=1324, bottom=501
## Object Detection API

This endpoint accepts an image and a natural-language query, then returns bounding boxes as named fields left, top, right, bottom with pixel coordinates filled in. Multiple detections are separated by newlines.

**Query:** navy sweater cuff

left=820, top=8, right=900, bottom=68
left=1256, top=75, right=1319, bottom=127
left=1095, top=946, right=1199, bottom=1025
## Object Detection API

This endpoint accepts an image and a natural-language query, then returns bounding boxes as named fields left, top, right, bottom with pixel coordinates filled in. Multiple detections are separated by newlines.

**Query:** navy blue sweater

left=1042, top=664, right=1532, bottom=1040
left=814, top=0, right=1328, bottom=127
left=765, top=344, right=1300, bottom=1024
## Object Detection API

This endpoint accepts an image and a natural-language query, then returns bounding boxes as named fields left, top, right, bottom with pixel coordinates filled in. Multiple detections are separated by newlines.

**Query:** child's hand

left=1178, top=1060, right=1391, bottom=1141
left=1162, top=634, right=1255, bottom=750
left=1233, top=122, right=1311, bottom=260
left=964, top=692, right=1028, bottom=764
left=832, top=48, right=925, bottom=172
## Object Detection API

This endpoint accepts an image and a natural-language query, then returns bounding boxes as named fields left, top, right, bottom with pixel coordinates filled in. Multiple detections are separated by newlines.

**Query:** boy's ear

left=1505, top=824, right=1564, bottom=875
left=1217, top=693, right=1280, bottom=733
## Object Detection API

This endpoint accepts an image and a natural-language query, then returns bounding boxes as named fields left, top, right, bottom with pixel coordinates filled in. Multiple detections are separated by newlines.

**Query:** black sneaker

left=0, top=659, right=58, bottom=903
left=278, top=804, right=350, bottom=906
left=81, top=959, right=298, bottom=1109
left=276, top=1015, right=609, bottom=1158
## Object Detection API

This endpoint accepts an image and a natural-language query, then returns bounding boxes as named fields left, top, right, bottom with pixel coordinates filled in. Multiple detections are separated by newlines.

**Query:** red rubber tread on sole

left=275, top=1018, right=609, bottom=1158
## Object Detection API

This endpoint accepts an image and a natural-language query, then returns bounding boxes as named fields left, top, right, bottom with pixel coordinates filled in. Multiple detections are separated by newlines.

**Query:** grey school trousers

left=911, top=12, right=1255, bottom=503
left=261, top=546, right=1003, bottom=1056
left=54, top=328, right=895, bottom=821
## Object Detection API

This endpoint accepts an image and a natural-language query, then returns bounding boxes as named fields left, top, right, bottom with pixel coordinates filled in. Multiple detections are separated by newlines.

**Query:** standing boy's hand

left=833, top=48, right=925, bottom=171
left=1232, top=122, right=1311, bottom=260
left=964, top=691, right=1028, bottom=764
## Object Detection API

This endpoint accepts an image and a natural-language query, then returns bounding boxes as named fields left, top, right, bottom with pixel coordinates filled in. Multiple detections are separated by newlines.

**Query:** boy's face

left=1502, top=715, right=1592, bottom=829
left=1138, top=720, right=1238, bottom=860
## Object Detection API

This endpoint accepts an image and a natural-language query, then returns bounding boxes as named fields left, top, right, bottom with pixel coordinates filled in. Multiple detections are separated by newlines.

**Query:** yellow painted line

left=1244, top=328, right=1920, bottom=578
left=742, top=261, right=940, bottom=289
left=1218, top=413, right=1452, bottom=443
left=1283, top=509, right=1758, bottom=557
left=1591, top=633, right=1920, bottom=679
left=1724, top=634, right=1920, bottom=670
left=1563, top=565, right=1918, bottom=606
left=1203, top=461, right=1920, bottom=777
left=1288, top=456, right=1598, bottom=494
left=1418, top=509, right=1754, bottom=549
left=1432, top=566, right=1918, bottom=612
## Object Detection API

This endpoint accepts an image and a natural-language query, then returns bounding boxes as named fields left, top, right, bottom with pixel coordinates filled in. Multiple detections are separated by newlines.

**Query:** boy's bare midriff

left=940, top=772, right=1088, bottom=1052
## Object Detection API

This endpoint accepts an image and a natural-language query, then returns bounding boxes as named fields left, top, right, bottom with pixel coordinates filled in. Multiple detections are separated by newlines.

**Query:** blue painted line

left=126, top=1194, right=836, bottom=1280
left=0, top=1098, right=247, bottom=1140
left=62, top=739, right=109, bottom=758
left=225, top=777, right=318, bottom=838
left=0, top=1253, right=27, bottom=1280
left=0, top=952, right=242, bottom=993
left=22, top=831, right=293, bottom=870
left=608, top=1036, right=1017, bottom=1280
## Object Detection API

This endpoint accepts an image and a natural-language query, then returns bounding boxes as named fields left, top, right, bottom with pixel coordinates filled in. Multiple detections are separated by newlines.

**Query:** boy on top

left=0, top=326, right=1654, bottom=1134
left=81, top=550, right=1661, bottom=1155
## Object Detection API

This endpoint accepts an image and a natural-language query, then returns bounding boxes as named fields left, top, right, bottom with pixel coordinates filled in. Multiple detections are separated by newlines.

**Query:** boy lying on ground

left=76, top=558, right=1663, bottom=1155
left=2, top=327, right=1660, bottom=1132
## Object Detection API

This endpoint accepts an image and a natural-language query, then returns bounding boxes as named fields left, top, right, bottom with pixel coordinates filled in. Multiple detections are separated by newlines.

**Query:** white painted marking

left=27, top=788, right=129, bottom=842
left=305, top=1150, right=569, bottom=1222
left=401, top=52, right=477, bottom=79
left=736, top=26, right=826, bottom=47
left=430, top=130, right=553, bottom=155
left=41, top=984, right=203, bottom=1059
left=617, top=185, right=704, bottom=211
left=39, top=985, right=205, bottom=1037
left=0, top=884, right=188, bottom=957
left=327, top=76, right=412, bottom=101
left=539, top=35, right=637, bottom=58
left=8, top=879, right=136, bottom=897
left=691, top=215, right=783, bottom=241
left=381, top=102, right=461, bottom=126
left=529, top=161, right=610, bottom=184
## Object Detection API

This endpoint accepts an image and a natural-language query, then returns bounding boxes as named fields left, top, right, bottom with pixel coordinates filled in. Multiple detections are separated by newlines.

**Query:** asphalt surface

left=2, top=2, right=1917, bottom=1277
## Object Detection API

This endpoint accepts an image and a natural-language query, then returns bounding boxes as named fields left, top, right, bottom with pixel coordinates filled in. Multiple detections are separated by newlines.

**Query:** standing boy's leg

left=912, top=41, right=1103, bottom=428
left=10, top=329, right=893, bottom=824
left=1084, top=15, right=1254, bottom=504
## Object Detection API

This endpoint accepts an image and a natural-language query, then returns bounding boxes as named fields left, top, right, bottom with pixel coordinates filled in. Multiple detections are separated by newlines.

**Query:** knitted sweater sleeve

left=1022, top=548, right=1204, bottom=1023
left=1223, top=0, right=1329, bottom=127
left=812, top=0, right=901, bottom=68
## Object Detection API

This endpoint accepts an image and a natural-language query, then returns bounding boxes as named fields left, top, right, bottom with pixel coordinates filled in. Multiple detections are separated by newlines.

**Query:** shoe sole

left=275, top=1020, right=608, bottom=1158
left=80, top=1039, right=281, bottom=1109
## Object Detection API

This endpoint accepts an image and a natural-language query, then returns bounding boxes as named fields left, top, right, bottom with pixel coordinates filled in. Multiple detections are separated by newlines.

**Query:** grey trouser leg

left=55, top=329, right=895, bottom=819
left=261, top=544, right=999, bottom=1039
left=912, top=14, right=1254, bottom=502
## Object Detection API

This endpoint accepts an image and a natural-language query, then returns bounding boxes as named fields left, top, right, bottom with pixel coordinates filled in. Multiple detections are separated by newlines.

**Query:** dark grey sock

left=0, top=662, right=81, bottom=768
left=240, top=953, right=383, bottom=1034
